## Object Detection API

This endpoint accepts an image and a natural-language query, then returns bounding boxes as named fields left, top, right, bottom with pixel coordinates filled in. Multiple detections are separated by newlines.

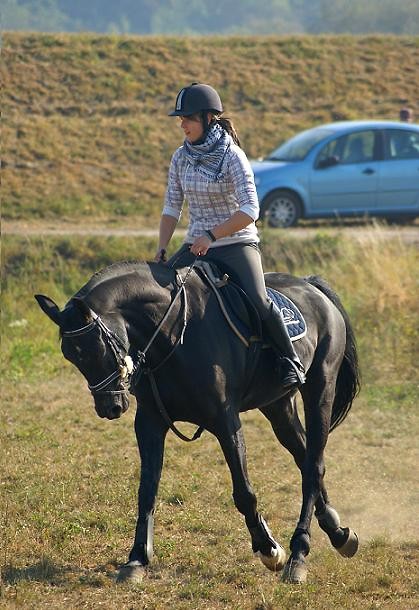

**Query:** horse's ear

left=34, top=294, right=62, bottom=326
left=72, top=297, right=96, bottom=323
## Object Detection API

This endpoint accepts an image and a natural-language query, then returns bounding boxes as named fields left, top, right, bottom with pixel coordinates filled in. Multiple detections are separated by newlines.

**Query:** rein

left=132, top=260, right=197, bottom=378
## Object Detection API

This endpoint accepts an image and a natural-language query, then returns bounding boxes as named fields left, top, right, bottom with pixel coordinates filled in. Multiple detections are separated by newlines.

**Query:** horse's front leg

left=117, top=403, right=168, bottom=583
left=215, top=407, right=286, bottom=572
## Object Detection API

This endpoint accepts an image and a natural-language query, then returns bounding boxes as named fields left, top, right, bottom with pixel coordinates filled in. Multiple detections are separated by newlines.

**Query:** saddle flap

left=195, top=261, right=261, bottom=346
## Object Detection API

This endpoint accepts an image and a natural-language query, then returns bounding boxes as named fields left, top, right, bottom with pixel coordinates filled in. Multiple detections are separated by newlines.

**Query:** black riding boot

left=263, top=302, right=306, bottom=389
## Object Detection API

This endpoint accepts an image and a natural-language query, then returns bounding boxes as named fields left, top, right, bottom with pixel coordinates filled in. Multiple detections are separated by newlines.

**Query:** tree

left=2, top=0, right=418, bottom=34
left=151, top=0, right=299, bottom=35
left=1, top=0, right=68, bottom=31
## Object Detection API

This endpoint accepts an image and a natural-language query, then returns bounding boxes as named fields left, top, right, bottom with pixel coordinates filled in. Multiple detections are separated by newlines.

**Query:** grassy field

left=3, top=33, right=419, bottom=225
left=1, top=229, right=418, bottom=609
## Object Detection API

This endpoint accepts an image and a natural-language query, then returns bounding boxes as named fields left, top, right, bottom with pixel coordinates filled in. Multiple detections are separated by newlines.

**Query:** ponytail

left=215, top=116, right=241, bottom=148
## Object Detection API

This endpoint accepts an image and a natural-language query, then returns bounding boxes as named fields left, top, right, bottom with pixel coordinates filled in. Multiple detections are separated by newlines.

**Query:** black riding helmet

left=168, top=83, right=223, bottom=117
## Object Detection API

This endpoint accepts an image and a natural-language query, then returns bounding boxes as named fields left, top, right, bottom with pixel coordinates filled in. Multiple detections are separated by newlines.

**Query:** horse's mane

left=73, top=260, right=146, bottom=299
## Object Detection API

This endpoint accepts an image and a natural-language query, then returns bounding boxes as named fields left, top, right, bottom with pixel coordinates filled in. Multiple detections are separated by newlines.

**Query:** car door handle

left=362, top=168, right=375, bottom=175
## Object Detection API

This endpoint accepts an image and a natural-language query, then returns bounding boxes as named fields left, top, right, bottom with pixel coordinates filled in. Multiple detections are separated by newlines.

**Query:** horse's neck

left=88, top=263, right=172, bottom=308
left=88, top=263, right=203, bottom=353
left=114, top=265, right=180, bottom=349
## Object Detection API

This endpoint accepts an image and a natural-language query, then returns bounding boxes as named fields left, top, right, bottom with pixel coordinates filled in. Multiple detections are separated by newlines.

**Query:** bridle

left=61, top=311, right=134, bottom=395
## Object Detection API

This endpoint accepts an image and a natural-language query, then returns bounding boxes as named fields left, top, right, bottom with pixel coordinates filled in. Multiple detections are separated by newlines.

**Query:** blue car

left=251, top=120, right=419, bottom=227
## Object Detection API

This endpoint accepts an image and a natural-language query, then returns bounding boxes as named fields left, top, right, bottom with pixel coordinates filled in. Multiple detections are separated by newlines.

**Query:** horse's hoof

left=256, top=543, right=287, bottom=572
left=281, top=557, right=307, bottom=584
left=337, top=528, right=359, bottom=558
left=116, top=560, right=146, bottom=584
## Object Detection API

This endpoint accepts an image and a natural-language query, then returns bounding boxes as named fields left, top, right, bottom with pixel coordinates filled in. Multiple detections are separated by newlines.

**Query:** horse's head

left=35, top=294, right=132, bottom=420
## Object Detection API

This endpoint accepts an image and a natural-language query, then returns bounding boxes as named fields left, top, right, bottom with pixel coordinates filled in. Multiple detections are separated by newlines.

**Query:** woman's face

left=179, top=113, right=204, bottom=143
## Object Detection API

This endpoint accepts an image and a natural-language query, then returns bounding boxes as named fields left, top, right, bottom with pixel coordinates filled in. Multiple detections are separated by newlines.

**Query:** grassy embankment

left=1, top=230, right=418, bottom=609
left=3, top=33, right=419, bottom=225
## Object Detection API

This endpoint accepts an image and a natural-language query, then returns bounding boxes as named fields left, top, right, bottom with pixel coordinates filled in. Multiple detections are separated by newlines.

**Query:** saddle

left=194, top=261, right=306, bottom=349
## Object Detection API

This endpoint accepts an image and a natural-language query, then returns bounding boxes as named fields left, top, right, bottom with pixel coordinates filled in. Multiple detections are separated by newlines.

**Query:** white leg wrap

left=256, top=543, right=287, bottom=572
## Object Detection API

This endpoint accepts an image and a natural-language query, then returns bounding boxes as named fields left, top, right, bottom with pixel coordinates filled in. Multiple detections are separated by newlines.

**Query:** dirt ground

left=3, top=219, right=419, bottom=243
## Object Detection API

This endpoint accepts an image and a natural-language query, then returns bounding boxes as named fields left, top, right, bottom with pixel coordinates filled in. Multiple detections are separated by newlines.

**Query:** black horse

left=35, top=259, right=360, bottom=584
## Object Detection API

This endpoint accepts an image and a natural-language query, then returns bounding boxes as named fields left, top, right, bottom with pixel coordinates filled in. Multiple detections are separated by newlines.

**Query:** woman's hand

left=190, top=234, right=212, bottom=257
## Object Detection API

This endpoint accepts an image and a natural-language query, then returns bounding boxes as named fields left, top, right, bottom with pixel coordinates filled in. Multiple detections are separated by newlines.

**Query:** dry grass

left=1, top=375, right=418, bottom=609
left=3, top=33, right=419, bottom=223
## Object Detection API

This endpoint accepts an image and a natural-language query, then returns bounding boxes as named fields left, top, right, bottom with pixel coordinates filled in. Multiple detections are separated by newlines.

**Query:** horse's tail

left=305, top=275, right=361, bottom=432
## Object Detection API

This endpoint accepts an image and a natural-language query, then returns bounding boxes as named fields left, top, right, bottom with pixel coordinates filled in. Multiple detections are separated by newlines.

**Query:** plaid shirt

left=163, top=142, right=260, bottom=246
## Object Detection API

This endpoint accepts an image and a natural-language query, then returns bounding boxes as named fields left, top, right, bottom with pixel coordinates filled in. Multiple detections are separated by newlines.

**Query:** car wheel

left=262, top=190, right=302, bottom=228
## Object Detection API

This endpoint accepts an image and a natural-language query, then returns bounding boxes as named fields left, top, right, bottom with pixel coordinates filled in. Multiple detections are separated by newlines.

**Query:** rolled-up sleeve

left=227, top=146, right=260, bottom=221
left=163, top=149, right=184, bottom=220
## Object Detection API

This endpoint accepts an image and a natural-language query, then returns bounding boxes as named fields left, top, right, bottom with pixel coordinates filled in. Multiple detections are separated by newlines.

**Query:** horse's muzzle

left=93, top=391, right=130, bottom=419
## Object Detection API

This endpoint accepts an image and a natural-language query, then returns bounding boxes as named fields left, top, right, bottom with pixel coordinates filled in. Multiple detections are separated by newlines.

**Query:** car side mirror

left=317, top=155, right=340, bottom=169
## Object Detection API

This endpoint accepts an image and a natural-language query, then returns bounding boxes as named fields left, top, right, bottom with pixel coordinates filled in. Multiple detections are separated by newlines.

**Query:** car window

left=266, top=128, right=332, bottom=161
left=316, top=130, right=376, bottom=167
left=385, top=129, right=419, bottom=160
left=340, top=131, right=375, bottom=164
left=316, top=137, right=342, bottom=164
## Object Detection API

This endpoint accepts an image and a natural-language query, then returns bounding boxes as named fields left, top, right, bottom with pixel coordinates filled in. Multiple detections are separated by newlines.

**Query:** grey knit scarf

left=182, top=123, right=231, bottom=181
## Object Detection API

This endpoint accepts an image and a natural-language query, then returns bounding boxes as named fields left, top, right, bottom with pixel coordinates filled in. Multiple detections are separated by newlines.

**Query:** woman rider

left=155, top=83, right=305, bottom=390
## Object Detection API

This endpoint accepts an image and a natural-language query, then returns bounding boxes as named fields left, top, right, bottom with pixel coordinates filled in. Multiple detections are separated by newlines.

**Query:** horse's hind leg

left=314, top=504, right=359, bottom=558
left=262, top=393, right=358, bottom=583
left=261, top=396, right=315, bottom=582
left=262, top=396, right=337, bottom=527
left=214, top=408, right=286, bottom=572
